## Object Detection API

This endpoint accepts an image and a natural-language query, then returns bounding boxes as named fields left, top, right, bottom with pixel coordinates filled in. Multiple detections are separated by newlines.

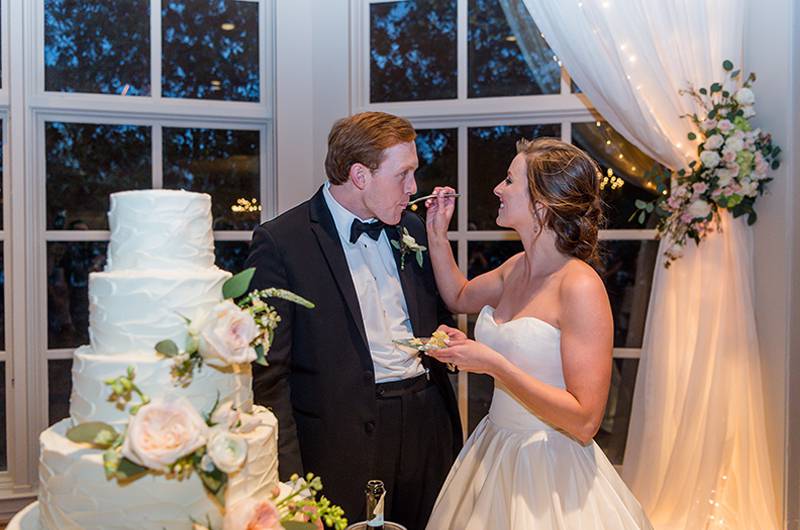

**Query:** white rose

left=207, top=429, right=248, bottom=473
left=741, top=179, right=759, bottom=197
left=687, top=199, right=712, bottom=219
left=716, top=167, right=736, bottom=186
left=742, top=106, right=756, bottom=118
left=198, top=300, right=260, bottom=366
left=224, top=498, right=284, bottom=530
left=401, top=233, right=417, bottom=247
left=703, top=134, right=724, bottom=150
left=724, top=136, right=744, bottom=153
left=211, top=401, right=240, bottom=430
left=734, top=87, right=755, bottom=105
left=700, top=150, right=721, bottom=168
left=700, top=119, right=717, bottom=131
left=717, top=119, right=734, bottom=133
left=121, top=397, right=208, bottom=471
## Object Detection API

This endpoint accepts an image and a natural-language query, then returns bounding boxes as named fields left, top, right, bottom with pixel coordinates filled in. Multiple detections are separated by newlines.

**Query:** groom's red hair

left=325, top=111, right=416, bottom=185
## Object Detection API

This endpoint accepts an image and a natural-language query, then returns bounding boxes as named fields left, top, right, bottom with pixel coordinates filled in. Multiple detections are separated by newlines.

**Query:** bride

left=423, top=138, right=653, bottom=530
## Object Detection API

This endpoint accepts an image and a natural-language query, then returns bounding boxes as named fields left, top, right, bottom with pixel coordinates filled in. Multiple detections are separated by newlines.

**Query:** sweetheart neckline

left=482, top=305, right=561, bottom=334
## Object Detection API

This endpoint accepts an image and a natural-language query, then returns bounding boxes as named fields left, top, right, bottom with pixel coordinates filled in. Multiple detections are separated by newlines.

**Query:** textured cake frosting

left=37, top=190, right=278, bottom=530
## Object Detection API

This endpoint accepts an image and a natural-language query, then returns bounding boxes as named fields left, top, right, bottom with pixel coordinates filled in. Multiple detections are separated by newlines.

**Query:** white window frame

left=0, top=0, right=277, bottom=504
left=352, top=0, right=657, bottom=443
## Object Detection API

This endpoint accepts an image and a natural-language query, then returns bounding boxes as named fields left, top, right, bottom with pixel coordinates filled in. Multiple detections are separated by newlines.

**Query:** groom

left=244, top=111, right=462, bottom=530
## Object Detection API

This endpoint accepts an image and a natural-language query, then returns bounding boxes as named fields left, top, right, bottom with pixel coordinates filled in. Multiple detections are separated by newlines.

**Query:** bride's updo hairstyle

left=516, top=137, right=605, bottom=268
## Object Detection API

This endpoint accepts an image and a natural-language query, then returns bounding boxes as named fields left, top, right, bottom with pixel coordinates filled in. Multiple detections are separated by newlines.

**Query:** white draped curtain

left=506, top=0, right=779, bottom=528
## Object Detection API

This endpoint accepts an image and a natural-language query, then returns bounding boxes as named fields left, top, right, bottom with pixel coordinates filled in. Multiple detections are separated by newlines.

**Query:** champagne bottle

left=365, top=479, right=386, bottom=529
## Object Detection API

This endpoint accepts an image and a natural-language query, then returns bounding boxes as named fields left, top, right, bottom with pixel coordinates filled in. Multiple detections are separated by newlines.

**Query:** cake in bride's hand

left=35, top=190, right=345, bottom=530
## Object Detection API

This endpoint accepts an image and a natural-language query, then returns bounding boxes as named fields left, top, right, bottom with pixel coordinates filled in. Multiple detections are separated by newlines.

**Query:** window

left=358, top=0, right=660, bottom=464
left=0, top=0, right=274, bottom=495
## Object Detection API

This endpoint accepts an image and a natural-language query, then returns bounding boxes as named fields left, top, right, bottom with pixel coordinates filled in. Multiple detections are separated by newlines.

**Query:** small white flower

left=741, top=179, right=759, bottom=197
left=200, top=453, right=216, bottom=473
left=704, top=134, right=724, bottom=150
left=716, top=167, right=737, bottom=186
left=734, top=87, right=755, bottom=105
left=724, top=136, right=744, bottom=153
left=700, top=150, right=721, bottom=168
left=742, top=106, right=756, bottom=118
left=700, top=119, right=717, bottom=131
left=687, top=199, right=712, bottom=219
left=207, top=429, right=248, bottom=474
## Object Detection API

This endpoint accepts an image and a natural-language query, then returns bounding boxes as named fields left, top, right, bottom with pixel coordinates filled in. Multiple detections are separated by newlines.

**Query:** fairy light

left=231, top=197, right=262, bottom=213
left=600, top=168, right=625, bottom=191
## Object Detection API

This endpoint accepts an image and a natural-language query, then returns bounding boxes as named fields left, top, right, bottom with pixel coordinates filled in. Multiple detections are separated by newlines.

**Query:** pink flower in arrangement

left=717, top=119, right=734, bottom=133
left=680, top=211, right=695, bottom=224
left=722, top=150, right=737, bottom=164
left=224, top=498, right=284, bottom=530
left=700, top=119, right=717, bottom=131
left=692, top=182, right=709, bottom=195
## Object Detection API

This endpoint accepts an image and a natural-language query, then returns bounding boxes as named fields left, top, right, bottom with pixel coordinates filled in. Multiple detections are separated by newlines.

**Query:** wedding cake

left=37, top=190, right=279, bottom=530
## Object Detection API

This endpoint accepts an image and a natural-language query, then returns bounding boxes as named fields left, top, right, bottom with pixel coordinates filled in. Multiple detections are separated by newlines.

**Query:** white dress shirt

left=322, top=182, right=425, bottom=383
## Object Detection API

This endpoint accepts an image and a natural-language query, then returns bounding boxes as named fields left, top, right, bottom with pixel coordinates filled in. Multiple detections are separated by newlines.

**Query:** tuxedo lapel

left=308, top=189, right=370, bottom=356
left=387, top=223, right=423, bottom=336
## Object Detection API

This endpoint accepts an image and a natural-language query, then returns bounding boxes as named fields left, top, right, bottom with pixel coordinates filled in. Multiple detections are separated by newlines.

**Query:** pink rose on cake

left=224, top=498, right=285, bottom=530
left=195, top=300, right=260, bottom=365
left=121, top=396, right=209, bottom=471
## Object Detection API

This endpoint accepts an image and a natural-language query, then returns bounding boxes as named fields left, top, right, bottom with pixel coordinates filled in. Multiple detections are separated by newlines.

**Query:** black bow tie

left=349, top=218, right=386, bottom=244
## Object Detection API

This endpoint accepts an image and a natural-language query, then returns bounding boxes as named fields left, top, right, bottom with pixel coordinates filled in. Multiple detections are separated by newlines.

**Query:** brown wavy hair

left=325, top=112, right=416, bottom=185
left=516, top=137, right=605, bottom=268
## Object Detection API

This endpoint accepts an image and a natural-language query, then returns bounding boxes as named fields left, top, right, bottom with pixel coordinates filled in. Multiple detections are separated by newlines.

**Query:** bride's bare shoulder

left=558, top=259, right=608, bottom=305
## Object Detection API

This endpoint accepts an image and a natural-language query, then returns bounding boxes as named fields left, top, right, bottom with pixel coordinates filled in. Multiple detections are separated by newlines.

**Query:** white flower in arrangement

left=716, top=167, right=737, bottom=187
left=687, top=199, right=712, bottom=219
left=724, top=135, right=744, bottom=153
left=699, top=150, right=721, bottom=168
left=704, top=134, right=724, bottom=150
left=742, top=106, right=756, bottom=118
left=197, top=300, right=260, bottom=366
left=740, top=179, right=759, bottom=197
left=207, top=429, right=248, bottom=474
left=734, top=87, right=755, bottom=105
left=223, top=497, right=284, bottom=530
left=211, top=401, right=260, bottom=433
left=121, top=397, right=209, bottom=471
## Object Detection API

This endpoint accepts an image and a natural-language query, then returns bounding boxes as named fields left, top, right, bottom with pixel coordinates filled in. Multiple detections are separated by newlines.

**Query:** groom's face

left=363, top=141, right=418, bottom=225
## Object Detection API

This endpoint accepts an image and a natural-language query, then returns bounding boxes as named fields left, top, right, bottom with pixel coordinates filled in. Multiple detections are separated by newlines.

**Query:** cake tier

left=39, top=408, right=278, bottom=530
left=89, top=268, right=230, bottom=355
left=70, top=346, right=253, bottom=426
left=106, top=190, right=216, bottom=271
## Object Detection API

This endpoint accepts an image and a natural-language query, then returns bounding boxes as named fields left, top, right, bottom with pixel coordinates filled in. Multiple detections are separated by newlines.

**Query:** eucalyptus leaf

left=710, top=83, right=722, bottom=93
left=699, top=87, right=708, bottom=95
left=155, top=339, right=179, bottom=357
left=687, top=132, right=696, bottom=141
left=416, top=251, right=424, bottom=268
left=637, top=211, right=646, bottom=225
left=731, top=69, right=740, bottom=78
left=747, top=211, right=758, bottom=225
left=67, top=422, right=119, bottom=447
left=723, top=59, right=734, bottom=71
left=634, top=199, right=648, bottom=209
left=254, top=343, right=268, bottom=366
left=260, top=288, right=316, bottom=309
left=223, top=268, right=256, bottom=300
left=390, top=239, right=401, bottom=250
left=115, top=457, right=148, bottom=481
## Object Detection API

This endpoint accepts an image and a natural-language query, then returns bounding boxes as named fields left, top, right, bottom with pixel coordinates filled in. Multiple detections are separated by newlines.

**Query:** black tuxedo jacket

left=244, top=187, right=462, bottom=500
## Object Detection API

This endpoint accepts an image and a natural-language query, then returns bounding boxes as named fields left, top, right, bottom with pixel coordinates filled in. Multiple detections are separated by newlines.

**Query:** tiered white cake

left=37, top=190, right=279, bottom=530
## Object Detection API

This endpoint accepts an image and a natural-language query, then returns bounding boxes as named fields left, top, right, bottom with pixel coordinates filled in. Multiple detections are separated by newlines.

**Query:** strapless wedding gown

left=426, top=306, right=652, bottom=530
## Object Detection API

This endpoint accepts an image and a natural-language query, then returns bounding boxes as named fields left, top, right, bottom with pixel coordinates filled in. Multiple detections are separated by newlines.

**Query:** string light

left=231, top=197, right=262, bottom=213
left=600, top=168, right=625, bottom=191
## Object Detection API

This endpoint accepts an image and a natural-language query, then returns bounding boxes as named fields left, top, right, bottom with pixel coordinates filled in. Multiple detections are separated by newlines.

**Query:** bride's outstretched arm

left=425, top=186, right=506, bottom=314
left=429, top=269, right=613, bottom=445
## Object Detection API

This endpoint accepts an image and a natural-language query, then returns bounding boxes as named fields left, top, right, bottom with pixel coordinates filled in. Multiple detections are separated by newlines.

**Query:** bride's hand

left=435, top=324, right=466, bottom=344
left=427, top=338, right=504, bottom=376
left=425, top=186, right=456, bottom=240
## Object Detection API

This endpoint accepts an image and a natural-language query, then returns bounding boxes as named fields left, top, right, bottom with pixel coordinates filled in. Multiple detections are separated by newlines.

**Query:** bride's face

left=494, top=153, right=536, bottom=231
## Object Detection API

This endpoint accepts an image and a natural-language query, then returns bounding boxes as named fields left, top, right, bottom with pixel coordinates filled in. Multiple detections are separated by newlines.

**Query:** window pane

left=600, top=240, right=658, bottom=349
left=46, top=122, right=152, bottom=230
left=0, top=119, right=4, bottom=230
left=370, top=0, right=457, bottom=102
left=596, top=358, right=639, bottom=464
left=465, top=240, right=522, bottom=433
left=468, top=0, right=560, bottom=97
left=0, top=246, right=4, bottom=351
left=163, top=127, right=261, bottom=231
left=0, top=361, right=5, bottom=471
left=44, top=0, right=150, bottom=95
left=572, top=121, right=667, bottom=229
left=412, top=128, right=458, bottom=230
left=48, top=359, right=72, bottom=426
left=48, top=242, right=108, bottom=349
left=162, top=0, right=260, bottom=101
left=468, top=124, right=560, bottom=231
left=215, top=241, right=250, bottom=274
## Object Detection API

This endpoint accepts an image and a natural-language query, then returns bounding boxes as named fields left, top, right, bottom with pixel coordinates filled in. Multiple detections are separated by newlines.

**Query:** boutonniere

left=391, top=227, right=427, bottom=270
